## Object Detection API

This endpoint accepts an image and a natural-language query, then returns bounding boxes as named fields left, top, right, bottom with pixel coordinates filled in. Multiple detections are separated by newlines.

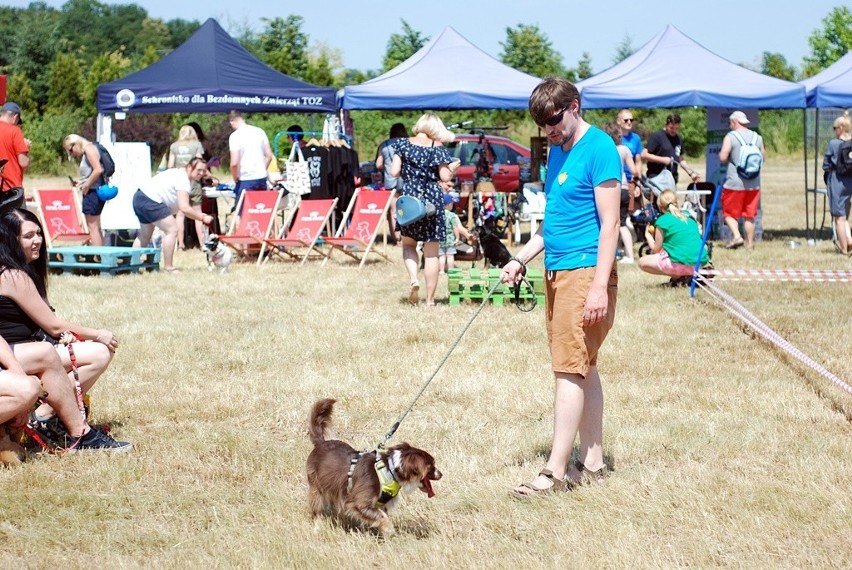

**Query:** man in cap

left=0, top=102, right=30, bottom=190
left=719, top=110, right=765, bottom=249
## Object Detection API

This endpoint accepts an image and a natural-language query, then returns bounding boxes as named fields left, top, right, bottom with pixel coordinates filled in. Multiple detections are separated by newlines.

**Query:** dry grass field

left=1, top=156, right=850, bottom=568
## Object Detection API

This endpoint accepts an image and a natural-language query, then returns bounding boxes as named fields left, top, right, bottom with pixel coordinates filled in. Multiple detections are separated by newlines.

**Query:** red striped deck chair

left=33, top=188, right=90, bottom=248
left=219, top=189, right=283, bottom=265
left=322, top=188, right=394, bottom=268
left=262, top=197, right=338, bottom=265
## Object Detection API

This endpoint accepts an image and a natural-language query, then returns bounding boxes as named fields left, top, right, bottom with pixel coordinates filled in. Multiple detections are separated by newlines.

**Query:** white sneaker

left=618, top=257, right=635, bottom=264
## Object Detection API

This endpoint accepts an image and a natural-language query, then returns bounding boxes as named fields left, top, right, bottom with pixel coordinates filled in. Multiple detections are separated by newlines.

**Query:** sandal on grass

left=510, top=469, right=567, bottom=499
left=408, top=281, right=420, bottom=305
left=570, top=461, right=610, bottom=487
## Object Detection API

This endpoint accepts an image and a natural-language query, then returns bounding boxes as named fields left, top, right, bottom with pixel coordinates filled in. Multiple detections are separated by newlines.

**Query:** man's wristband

left=508, top=256, right=527, bottom=275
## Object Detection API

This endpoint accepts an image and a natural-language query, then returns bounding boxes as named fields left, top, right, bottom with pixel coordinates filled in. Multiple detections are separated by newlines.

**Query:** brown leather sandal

left=510, top=469, right=567, bottom=499
left=574, top=460, right=610, bottom=485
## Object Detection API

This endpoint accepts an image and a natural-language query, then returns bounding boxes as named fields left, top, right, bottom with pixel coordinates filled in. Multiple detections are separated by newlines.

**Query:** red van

left=446, top=134, right=531, bottom=192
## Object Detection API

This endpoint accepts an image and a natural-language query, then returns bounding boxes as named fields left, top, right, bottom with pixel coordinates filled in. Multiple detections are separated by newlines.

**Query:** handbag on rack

left=284, top=143, right=311, bottom=196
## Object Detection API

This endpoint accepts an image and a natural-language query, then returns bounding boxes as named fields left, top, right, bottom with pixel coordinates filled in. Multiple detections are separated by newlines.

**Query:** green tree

left=306, top=43, right=343, bottom=87
left=46, top=52, right=83, bottom=113
left=382, top=20, right=427, bottom=72
left=613, top=33, right=633, bottom=64
left=575, top=52, right=593, bottom=80
left=165, top=18, right=201, bottom=49
left=136, top=18, right=171, bottom=55
left=0, top=6, right=23, bottom=70
left=82, top=50, right=131, bottom=117
left=499, top=24, right=563, bottom=77
left=258, top=15, right=309, bottom=79
left=136, top=45, right=162, bottom=71
left=760, top=52, right=797, bottom=81
left=10, top=4, right=60, bottom=110
left=801, top=6, right=852, bottom=77
left=5, top=72, right=37, bottom=116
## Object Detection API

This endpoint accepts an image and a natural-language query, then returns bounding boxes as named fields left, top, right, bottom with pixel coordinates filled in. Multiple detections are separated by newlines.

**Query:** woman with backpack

left=718, top=111, right=765, bottom=250
left=63, top=134, right=113, bottom=246
left=823, top=113, right=852, bottom=257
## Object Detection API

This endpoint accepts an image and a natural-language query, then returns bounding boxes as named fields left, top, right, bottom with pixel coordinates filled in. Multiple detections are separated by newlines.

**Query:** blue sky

left=10, top=0, right=843, bottom=75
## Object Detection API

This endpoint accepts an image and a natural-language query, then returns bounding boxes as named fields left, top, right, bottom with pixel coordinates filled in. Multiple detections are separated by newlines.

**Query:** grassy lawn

left=1, top=155, right=849, bottom=568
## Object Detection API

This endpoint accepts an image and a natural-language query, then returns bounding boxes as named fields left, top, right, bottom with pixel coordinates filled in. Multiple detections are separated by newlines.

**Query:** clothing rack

left=272, top=130, right=353, bottom=159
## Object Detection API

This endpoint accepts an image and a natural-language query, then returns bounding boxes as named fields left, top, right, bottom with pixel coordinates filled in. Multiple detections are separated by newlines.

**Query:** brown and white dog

left=306, top=399, right=442, bottom=536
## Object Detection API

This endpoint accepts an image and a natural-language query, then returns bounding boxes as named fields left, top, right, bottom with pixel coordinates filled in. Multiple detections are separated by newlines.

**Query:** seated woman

left=0, top=207, right=131, bottom=452
left=638, top=189, right=710, bottom=283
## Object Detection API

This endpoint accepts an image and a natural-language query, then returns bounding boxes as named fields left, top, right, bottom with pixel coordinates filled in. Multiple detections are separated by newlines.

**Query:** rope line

left=705, top=268, right=852, bottom=282
left=694, top=278, right=852, bottom=395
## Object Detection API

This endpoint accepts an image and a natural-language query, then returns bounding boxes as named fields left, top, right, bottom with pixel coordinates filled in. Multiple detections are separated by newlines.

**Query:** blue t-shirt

left=620, top=131, right=643, bottom=181
left=543, top=126, right=622, bottom=271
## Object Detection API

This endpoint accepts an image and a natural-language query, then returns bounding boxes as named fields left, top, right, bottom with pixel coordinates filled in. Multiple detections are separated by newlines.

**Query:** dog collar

left=375, top=451, right=401, bottom=507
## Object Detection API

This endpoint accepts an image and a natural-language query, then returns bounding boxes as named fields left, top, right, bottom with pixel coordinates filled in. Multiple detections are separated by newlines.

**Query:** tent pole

left=813, top=109, right=821, bottom=240
left=804, top=108, right=810, bottom=241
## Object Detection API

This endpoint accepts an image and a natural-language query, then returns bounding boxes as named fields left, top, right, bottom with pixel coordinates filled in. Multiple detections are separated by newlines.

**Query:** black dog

left=474, top=223, right=512, bottom=268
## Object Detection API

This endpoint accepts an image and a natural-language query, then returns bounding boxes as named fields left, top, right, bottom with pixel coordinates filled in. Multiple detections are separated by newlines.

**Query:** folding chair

left=322, top=188, right=394, bottom=268
left=262, top=197, right=338, bottom=265
left=33, top=188, right=90, bottom=248
left=219, top=189, right=283, bottom=265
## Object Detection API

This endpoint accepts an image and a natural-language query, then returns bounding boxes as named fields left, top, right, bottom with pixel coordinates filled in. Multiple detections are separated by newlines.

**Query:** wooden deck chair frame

left=219, top=189, right=284, bottom=266
left=262, top=197, right=338, bottom=265
left=321, top=188, right=395, bottom=268
left=33, top=188, right=90, bottom=248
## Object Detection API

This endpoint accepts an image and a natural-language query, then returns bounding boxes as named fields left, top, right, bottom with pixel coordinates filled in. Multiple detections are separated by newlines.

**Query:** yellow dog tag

left=557, top=172, right=568, bottom=185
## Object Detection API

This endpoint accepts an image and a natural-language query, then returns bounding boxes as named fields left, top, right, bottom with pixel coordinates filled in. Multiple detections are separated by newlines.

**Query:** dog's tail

left=308, top=398, right=336, bottom=447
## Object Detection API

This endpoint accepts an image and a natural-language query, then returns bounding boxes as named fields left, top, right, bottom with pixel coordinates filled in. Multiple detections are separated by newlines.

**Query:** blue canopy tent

left=799, top=51, right=852, bottom=239
left=97, top=18, right=335, bottom=114
left=339, top=26, right=541, bottom=110
left=801, top=51, right=852, bottom=108
left=576, top=25, right=805, bottom=109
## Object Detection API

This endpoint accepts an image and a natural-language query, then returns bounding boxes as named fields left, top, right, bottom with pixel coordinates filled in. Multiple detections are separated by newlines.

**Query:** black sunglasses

left=622, top=118, right=634, bottom=123
left=539, top=106, right=568, bottom=128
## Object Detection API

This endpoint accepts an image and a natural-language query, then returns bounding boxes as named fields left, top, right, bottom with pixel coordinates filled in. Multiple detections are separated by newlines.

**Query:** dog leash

left=375, top=273, right=537, bottom=450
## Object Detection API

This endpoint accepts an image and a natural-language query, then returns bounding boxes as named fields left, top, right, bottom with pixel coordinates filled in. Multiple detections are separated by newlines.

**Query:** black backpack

left=835, top=139, right=852, bottom=176
left=95, top=143, right=116, bottom=181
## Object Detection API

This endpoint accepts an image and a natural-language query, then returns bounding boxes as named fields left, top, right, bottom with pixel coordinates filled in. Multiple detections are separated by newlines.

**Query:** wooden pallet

left=48, top=246, right=160, bottom=277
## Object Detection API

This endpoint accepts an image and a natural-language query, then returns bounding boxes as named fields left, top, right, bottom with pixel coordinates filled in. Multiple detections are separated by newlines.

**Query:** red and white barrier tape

left=704, top=268, right=852, bottom=282
left=694, top=278, right=852, bottom=395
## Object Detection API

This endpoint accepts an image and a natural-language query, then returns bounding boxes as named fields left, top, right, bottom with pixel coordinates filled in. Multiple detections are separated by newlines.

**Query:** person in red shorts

left=719, top=110, right=765, bottom=249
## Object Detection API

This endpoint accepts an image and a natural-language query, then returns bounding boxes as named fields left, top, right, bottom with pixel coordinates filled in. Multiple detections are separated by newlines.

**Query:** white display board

left=100, top=141, right=151, bottom=231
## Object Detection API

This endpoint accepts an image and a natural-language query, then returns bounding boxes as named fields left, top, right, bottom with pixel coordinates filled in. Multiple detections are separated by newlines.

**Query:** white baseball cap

left=729, top=111, right=750, bottom=125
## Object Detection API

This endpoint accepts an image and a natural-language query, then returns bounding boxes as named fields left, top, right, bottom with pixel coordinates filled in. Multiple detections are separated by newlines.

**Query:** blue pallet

left=48, top=247, right=160, bottom=277
left=48, top=263, right=160, bottom=277
left=48, top=246, right=160, bottom=267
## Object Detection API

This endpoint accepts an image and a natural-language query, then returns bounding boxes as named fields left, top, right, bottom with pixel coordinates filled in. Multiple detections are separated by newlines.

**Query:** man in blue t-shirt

left=502, top=78, right=621, bottom=499
left=617, top=109, right=642, bottom=182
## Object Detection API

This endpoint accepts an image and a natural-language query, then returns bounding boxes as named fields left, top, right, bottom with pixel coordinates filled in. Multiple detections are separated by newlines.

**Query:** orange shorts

left=545, top=266, right=618, bottom=377
left=722, top=188, right=760, bottom=219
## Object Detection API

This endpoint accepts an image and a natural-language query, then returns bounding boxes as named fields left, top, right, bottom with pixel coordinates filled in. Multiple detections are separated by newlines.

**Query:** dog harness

left=347, top=449, right=401, bottom=507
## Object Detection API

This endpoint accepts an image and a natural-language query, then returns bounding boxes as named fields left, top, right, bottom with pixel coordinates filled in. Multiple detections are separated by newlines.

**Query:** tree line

left=2, top=1, right=849, bottom=176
